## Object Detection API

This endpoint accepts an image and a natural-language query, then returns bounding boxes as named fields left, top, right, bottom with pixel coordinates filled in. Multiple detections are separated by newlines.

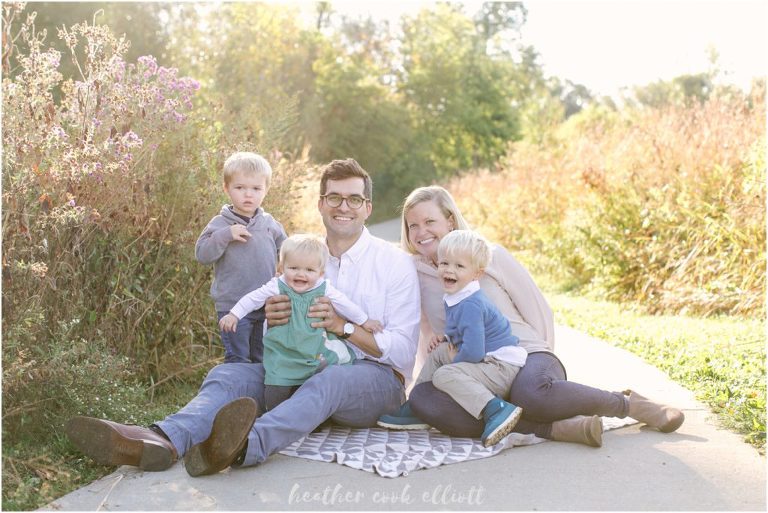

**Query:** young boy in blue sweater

left=378, top=230, right=527, bottom=447
left=195, top=152, right=287, bottom=363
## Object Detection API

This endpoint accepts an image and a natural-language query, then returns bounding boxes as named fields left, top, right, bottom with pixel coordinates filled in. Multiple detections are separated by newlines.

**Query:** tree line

left=19, top=1, right=725, bottom=220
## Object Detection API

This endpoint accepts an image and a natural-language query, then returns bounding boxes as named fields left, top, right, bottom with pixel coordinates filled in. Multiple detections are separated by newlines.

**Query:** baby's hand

left=230, top=225, right=251, bottom=242
left=219, top=313, right=239, bottom=332
left=362, top=319, right=384, bottom=333
left=428, top=334, right=445, bottom=353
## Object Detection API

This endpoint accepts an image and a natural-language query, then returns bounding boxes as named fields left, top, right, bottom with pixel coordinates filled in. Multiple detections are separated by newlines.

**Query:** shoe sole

left=376, top=420, right=431, bottom=430
left=659, top=411, right=685, bottom=433
left=66, top=417, right=173, bottom=471
left=184, top=398, right=260, bottom=477
left=587, top=415, right=604, bottom=448
left=482, top=407, right=524, bottom=448
left=625, top=390, right=685, bottom=433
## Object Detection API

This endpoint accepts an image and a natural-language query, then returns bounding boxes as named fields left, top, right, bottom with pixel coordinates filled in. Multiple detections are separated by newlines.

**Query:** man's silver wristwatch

left=339, top=322, right=355, bottom=339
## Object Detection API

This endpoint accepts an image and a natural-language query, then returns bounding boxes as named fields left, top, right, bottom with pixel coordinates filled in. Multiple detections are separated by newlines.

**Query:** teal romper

left=263, top=280, right=356, bottom=386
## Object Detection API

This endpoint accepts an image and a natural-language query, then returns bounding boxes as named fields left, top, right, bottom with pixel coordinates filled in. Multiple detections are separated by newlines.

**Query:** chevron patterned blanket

left=279, top=416, right=636, bottom=477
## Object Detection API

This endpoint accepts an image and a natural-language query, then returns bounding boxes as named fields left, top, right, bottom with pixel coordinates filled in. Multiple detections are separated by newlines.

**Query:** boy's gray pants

left=415, top=343, right=521, bottom=419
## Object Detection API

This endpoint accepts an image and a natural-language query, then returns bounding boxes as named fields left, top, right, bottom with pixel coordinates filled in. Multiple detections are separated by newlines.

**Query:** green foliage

left=550, top=293, right=766, bottom=450
left=473, top=1, right=527, bottom=43
left=309, top=18, right=436, bottom=220
left=157, top=2, right=546, bottom=219
left=628, top=72, right=714, bottom=108
left=205, top=3, right=312, bottom=151
left=399, top=3, right=521, bottom=176
left=3, top=334, right=146, bottom=443
left=2, top=278, right=207, bottom=510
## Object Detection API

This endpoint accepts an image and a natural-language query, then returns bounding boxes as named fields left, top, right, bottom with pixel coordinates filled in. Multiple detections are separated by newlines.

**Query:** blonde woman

left=393, top=186, right=684, bottom=447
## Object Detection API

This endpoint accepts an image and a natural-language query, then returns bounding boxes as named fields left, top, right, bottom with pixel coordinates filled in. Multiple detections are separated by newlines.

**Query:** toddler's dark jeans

left=217, top=308, right=265, bottom=363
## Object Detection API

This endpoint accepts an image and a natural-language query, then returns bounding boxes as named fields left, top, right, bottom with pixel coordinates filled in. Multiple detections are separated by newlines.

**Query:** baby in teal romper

left=220, top=233, right=382, bottom=410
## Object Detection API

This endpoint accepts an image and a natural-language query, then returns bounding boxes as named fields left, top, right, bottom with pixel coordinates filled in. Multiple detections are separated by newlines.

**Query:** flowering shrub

left=2, top=1, right=212, bottom=455
left=2, top=3, right=213, bottom=456
left=3, top=5, right=199, bottom=229
left=2, top=1, right=312, bottom=421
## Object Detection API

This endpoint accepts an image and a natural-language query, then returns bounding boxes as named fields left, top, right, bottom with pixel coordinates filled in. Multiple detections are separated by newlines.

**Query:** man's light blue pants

left=157, top=359, right=403, bottom=466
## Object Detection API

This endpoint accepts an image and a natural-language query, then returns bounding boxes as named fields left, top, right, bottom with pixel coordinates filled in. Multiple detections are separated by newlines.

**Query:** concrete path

left=368, top=217, right=402, bottom=242
left=42, top=220, right=766, bottom=511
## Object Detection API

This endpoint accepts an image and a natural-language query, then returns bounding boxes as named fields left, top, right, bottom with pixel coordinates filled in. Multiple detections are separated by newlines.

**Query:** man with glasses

left=66, top=158, right=421, bottom=476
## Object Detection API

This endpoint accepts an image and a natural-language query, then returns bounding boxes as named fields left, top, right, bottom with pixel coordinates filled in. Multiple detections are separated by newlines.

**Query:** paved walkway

left=42, top=220, right=766, bottom=511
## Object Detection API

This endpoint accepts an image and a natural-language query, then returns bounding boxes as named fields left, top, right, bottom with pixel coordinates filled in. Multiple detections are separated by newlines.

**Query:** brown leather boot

left=625, top=390, right=685, bottom=433
left=66, top=417, right=177, bottom=471
left=551, top=415, right=603, bottom=447
left=184, top=397, right=260, bottom=477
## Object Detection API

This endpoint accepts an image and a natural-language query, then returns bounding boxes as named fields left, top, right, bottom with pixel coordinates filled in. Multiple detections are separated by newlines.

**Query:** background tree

left=309, top=16, right=435, bottom=218
left=399, top=4, right=521, bottom=176
left=628, top=72, right=714, bottom=108
left=474, top=1, right=527, bottom=56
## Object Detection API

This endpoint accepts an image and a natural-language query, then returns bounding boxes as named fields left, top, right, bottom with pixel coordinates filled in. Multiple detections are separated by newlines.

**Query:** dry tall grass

left=1, top=6, right=314, bottom=450
left=450, top=86, right=765, bottom=317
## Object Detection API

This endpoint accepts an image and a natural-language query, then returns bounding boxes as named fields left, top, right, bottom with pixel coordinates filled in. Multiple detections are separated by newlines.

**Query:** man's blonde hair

left=437, top=230, right=492, bottom=272
left=400, top=186, right=471, bottom=255
left=279, top=233, right=329, bottom=270
left=223, top=152, right=273, bottom=185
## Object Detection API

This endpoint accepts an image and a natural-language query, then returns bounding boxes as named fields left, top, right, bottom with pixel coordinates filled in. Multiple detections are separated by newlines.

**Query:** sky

left=329, top=0, right=767, bottom=99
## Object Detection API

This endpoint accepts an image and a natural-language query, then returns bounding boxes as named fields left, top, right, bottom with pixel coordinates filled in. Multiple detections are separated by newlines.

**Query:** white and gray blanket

left=279, top=416, right=636, bottom=477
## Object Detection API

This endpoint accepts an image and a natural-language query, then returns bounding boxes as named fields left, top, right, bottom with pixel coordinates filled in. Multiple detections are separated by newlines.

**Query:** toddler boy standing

left=196, top=152, right=287, bottom=363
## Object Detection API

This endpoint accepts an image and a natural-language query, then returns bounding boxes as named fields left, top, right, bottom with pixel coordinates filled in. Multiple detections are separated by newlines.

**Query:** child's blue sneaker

left=377, top=401, right=431, bottom=430
left=481, top=397, right=523, bottom=447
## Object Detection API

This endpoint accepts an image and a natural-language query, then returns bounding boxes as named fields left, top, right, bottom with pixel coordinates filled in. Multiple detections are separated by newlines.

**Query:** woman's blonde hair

left=279, top=233, right=329, bottom=270
left=437, top=230, right=492, bottom=271
left=400, top=186, right=470, bottom=255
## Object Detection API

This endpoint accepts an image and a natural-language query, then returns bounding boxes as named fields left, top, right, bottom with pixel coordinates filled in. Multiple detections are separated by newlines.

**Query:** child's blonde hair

left=223, top=152, right=273, bottom=185
left=437, top=230, right=492, bottom=272
left=279, top=234, right=329, bottom=270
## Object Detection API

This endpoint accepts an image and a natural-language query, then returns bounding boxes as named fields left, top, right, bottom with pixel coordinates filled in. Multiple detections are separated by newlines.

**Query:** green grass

left=1, top=380, right=201, bottom=511
left=547, top=291, right=766, bottom=452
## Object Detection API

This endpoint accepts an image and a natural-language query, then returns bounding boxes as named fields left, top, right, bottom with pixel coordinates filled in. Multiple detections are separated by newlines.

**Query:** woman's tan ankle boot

left=625, top=390, right=685, bottom=433
left=551, top=415, right=603, bottom=447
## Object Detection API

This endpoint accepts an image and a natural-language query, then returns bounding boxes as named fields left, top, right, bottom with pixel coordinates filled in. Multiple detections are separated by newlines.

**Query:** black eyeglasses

left=320, top=194, right=368, bottom=209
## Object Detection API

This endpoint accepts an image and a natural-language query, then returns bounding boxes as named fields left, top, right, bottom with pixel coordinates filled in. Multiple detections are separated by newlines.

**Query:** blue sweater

left=445, top=290, right=519, bottom=363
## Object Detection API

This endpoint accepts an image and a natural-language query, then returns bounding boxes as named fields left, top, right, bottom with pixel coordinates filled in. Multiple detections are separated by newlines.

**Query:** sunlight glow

left=326, top=0, right=767, bottom=97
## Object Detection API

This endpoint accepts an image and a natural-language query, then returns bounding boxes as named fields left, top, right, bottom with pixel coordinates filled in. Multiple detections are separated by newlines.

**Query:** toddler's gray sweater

left=195, top=205, right=287, bottom=312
